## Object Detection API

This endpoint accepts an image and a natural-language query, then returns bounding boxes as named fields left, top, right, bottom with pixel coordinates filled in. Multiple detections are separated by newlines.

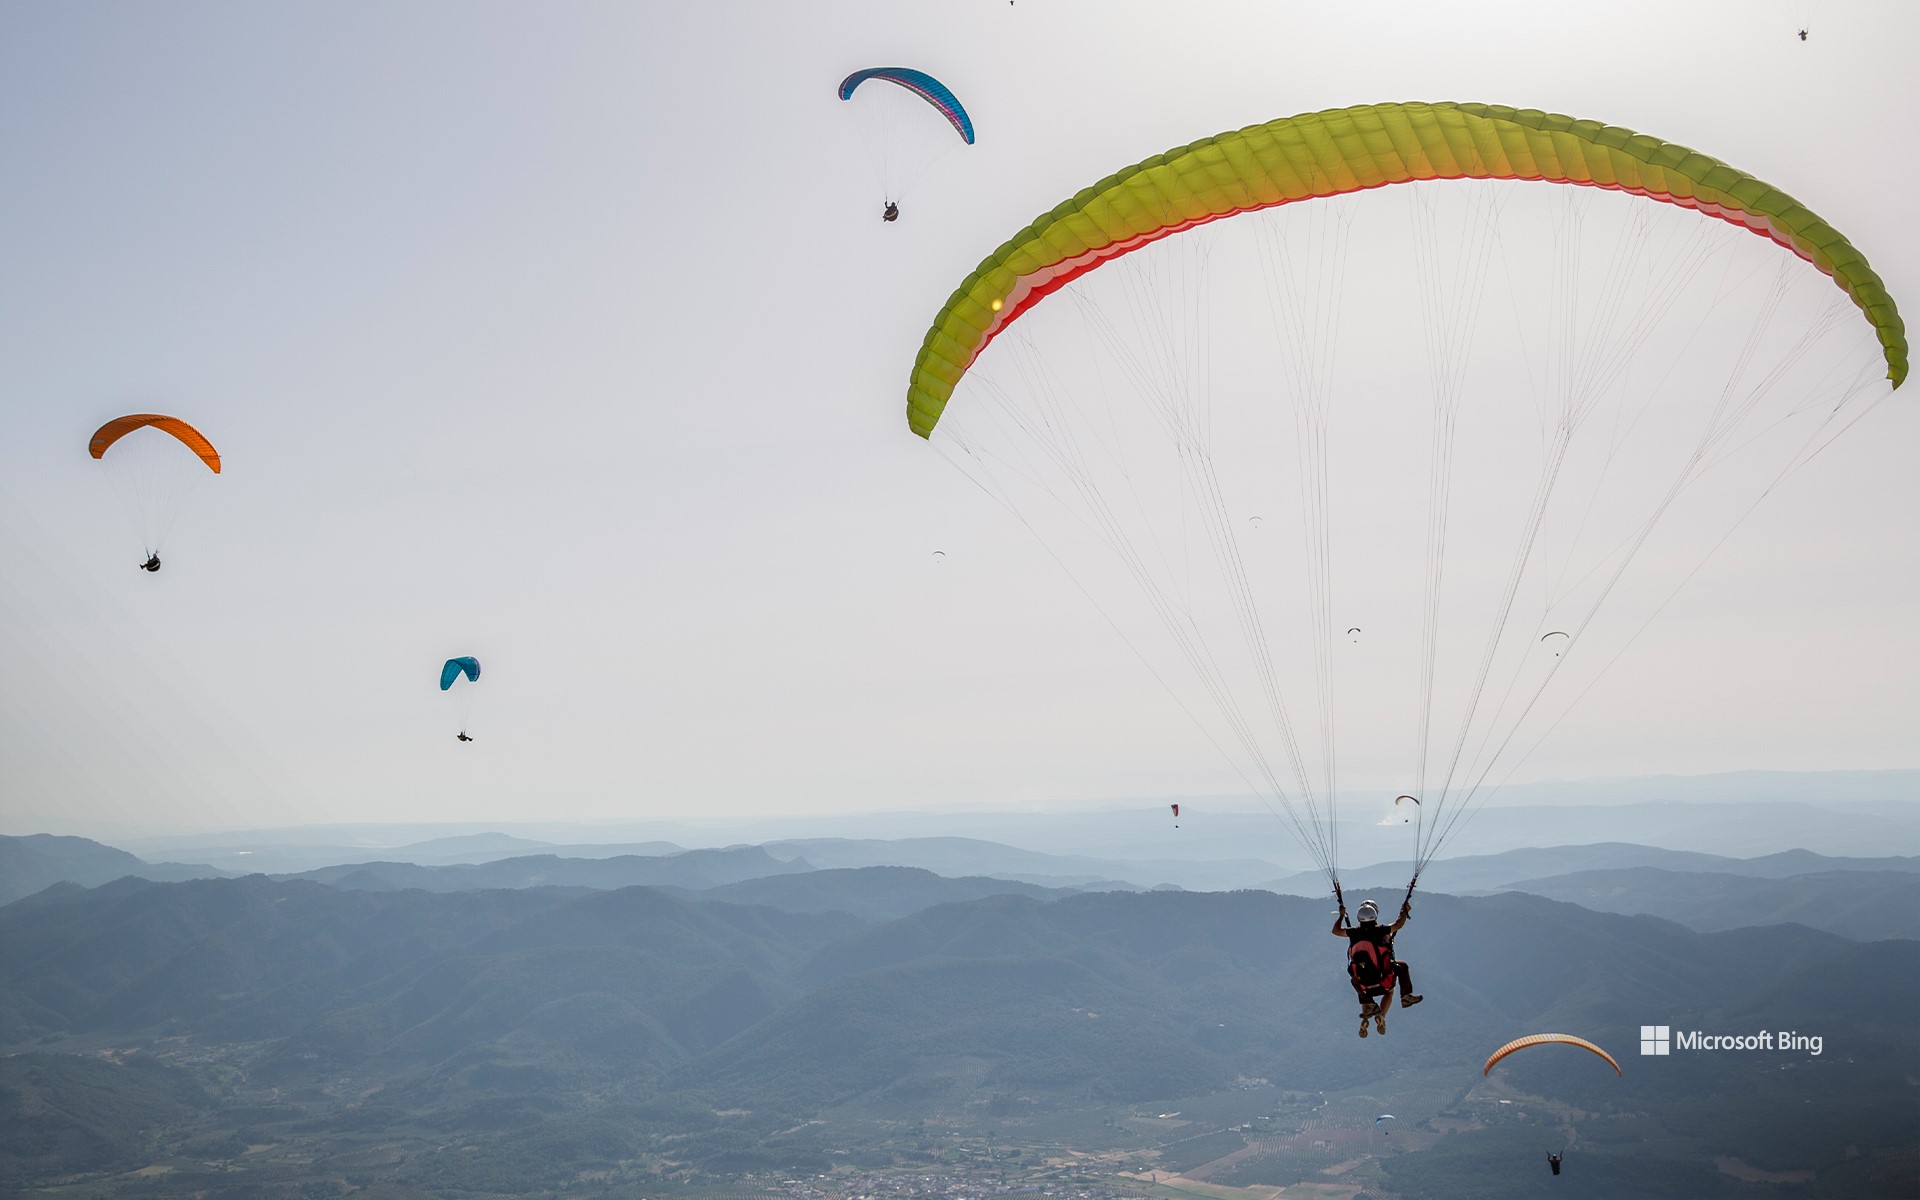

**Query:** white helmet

left=1357, top=900, right=1380, bottom=924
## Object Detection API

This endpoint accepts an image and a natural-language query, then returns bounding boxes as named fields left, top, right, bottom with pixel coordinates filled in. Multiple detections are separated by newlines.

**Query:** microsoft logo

left=1639, top=1025, right=1824, bottom=1055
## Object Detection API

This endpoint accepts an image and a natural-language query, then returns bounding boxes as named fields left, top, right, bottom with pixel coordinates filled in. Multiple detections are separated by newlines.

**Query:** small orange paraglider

left=89, top=413, right=221, bottom=570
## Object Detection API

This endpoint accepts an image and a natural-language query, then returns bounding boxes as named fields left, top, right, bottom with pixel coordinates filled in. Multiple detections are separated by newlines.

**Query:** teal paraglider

left=838, top=67, right=975, bottom=221
left=441, top=657, right=482, bottom=743
left=837, top=68, right=975, bottom=143
left=440, top=657, right=481, bottom=690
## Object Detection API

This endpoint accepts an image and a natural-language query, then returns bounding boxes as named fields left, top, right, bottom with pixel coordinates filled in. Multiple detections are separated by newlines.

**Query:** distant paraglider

left=441, top=656, right=482, bottom=742
left=1170, top=802, right=1181, bottom=828
left=1346, top=627, right=1361, bottom=642
left=1541, top=631, right=1570, bottom=657
left=1483, top=1033, right=1622, bottom=1077
left=89, top=414, right=220, bottom=570
left=838, top=67, right=974, bottom=221
left=1375, top=1114, right=1395, bottom=1134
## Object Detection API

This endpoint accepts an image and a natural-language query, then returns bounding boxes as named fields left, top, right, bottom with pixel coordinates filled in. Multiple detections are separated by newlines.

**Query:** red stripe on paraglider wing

left=973, top=210, right=1235, bottom=369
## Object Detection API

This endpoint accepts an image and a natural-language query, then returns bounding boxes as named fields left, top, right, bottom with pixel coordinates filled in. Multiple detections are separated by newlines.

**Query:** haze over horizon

left=6, top=765, right=1915, bottom=848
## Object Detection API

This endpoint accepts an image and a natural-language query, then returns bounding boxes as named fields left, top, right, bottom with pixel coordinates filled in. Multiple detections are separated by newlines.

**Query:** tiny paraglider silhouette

left=1541, top=631, right=1569, bottom=657
left=1375, top=1114, right=1395, bottom=1135
left=932, top=550, right=946, bottom=562
left=139, top=554, right=161, bottom=572
left=1549, top=1152, right=1563, bottom=1176
left=1170, top=802, right=1181, bottom=828
left=1798, top=28, right=1807, bottom=40
left=884, top=200, right=900, bottom=223
left=1346, top=627, right=1361, bottom=642
left=1395, top=794, right=1419, bottom=824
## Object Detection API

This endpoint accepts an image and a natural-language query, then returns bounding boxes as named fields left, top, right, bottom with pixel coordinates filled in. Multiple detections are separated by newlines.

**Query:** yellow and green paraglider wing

left=907, top=101, right=1906, bottom=438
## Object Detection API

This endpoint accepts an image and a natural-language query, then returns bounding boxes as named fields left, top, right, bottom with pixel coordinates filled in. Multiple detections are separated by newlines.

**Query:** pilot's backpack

left=1347, top=932, right=1396, bottom=993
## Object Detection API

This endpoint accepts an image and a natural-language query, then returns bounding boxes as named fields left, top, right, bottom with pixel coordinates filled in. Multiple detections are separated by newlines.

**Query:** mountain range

left=2, top=870, right=1914, bottom=1198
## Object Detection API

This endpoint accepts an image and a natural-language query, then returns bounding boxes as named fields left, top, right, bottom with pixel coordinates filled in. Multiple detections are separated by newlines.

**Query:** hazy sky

left=1, top=1, right=1914, bottom=838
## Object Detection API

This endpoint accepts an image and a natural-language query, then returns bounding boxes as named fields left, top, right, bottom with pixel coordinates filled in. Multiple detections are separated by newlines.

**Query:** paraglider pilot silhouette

left=1333, top=896, right=1422, bottom=1036
left=139, top=554, right=161, bottom=572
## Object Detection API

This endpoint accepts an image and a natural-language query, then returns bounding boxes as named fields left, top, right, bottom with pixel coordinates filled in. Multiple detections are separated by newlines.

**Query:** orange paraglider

left=88, top=413, right=221, bottom=570
left=89, top=415, right=221, bottom=471
left=1483, top=1033, right=1622, bottom=1077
